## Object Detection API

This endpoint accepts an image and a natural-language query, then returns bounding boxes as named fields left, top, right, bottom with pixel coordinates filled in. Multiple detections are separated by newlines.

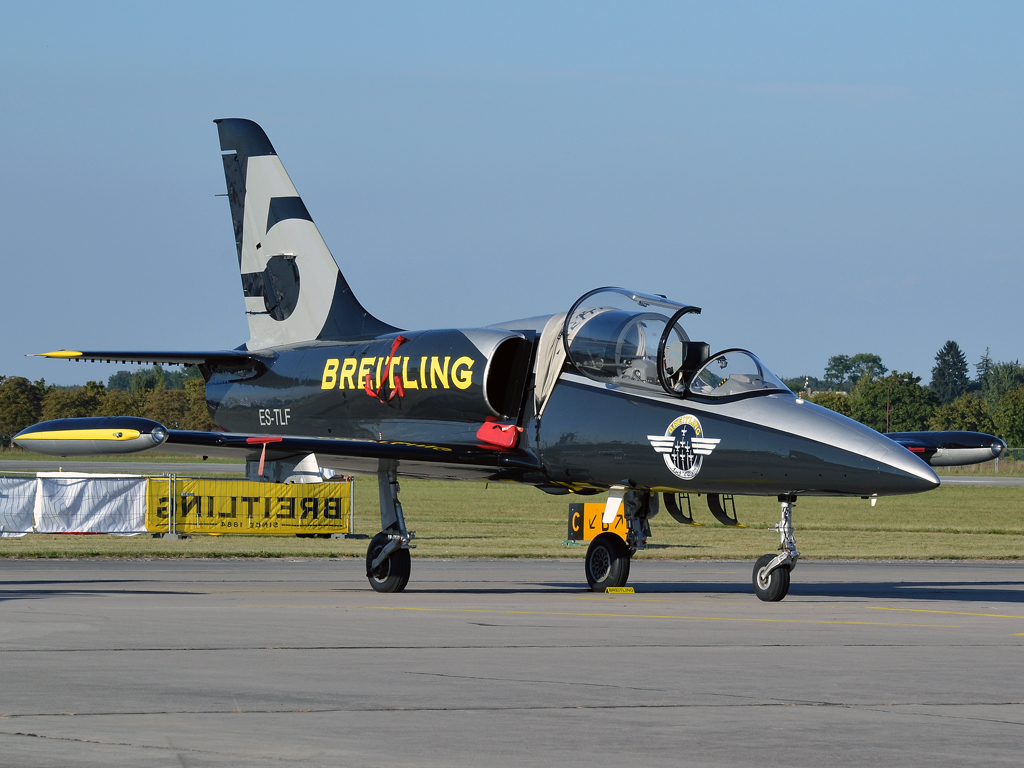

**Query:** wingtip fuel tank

left=14, top=417, right=169, bottom=456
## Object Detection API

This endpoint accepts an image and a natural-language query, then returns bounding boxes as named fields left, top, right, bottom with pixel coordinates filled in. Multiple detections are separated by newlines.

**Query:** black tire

left=752, top=553, right=790, bottom=602
left=585, top=533, right=631, bottom=592
left=366, top=532, right=411, bottom=593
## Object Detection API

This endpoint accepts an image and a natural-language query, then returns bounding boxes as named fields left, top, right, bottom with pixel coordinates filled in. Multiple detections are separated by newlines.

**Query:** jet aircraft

left=886, top=431, right=1005, bottom=467
left=17, top=119, right=956, bottom=601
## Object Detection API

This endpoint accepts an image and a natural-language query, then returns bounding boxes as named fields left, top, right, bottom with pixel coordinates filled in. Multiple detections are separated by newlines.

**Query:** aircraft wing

left=13, top=417, right=536, bottom=470
left=160, top=429, right=534, bottom=468
left=31, top=349, right=271, bottom=366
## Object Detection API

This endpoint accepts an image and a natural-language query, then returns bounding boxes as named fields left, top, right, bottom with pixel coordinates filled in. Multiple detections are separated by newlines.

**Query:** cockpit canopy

left=564, top=288, right=704, bottom=394
left=562, top=287, right=789, bottom=399
left=688, top=349, right=790, bottom=398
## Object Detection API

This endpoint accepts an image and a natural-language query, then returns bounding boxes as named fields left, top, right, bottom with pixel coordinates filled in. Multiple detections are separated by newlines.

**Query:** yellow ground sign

left=567, top=502, right=627, bottom=542
left=146, top=479, right=352, bottom=535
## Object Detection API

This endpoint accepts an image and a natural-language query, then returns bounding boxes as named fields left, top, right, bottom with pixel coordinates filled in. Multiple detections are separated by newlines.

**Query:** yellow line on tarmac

left=367, top=606, right=957, bottom=628
left=868, top=607, right=1024, bottom=619
left=572, top=595, right=762, bottom=608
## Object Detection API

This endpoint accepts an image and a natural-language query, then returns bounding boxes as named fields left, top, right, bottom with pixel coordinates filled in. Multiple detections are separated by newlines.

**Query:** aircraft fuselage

left=203, top=326, right=939, bottom=499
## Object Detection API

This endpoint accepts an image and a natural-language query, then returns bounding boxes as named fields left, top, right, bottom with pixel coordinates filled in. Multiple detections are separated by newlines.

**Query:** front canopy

left=688, top=349, right=790, bottom=398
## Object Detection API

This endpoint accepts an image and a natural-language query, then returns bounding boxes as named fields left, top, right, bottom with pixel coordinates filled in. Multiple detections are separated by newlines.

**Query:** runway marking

left=869, top=607, right=1024, bottom=619
left=573, top=594, right=746, bottom=604
left=367, top=606, right=957, bottom=628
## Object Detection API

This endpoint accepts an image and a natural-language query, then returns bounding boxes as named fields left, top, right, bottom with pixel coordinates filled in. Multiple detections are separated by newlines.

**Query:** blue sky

left=2, top=2, right=1021, bottom=386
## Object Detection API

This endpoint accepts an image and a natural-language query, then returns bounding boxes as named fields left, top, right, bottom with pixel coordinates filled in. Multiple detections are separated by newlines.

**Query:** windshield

left=689, top=350, right=790, bottom=398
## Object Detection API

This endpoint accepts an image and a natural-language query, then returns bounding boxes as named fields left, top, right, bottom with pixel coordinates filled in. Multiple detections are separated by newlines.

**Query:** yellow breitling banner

left=146, top=479, right=352, bottom=535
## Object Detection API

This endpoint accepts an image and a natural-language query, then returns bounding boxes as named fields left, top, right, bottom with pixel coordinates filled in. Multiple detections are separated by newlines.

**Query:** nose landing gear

left=753, top=494, right=799, bottom=602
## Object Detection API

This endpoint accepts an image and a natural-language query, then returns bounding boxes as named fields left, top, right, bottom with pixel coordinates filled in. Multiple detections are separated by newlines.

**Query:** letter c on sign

left=452, top=356, right=474, bottom=390
left=322, top=359, right=340, bottom=389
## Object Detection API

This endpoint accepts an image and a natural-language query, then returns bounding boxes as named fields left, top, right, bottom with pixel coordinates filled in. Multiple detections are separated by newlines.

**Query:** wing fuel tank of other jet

left=886, top=431, right=1007, bottom=467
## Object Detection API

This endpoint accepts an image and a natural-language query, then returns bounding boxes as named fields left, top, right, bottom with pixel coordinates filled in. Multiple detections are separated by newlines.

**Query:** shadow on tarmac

left=3, top=572, right=1022, bottom=605
left=629, top=579, right=1024, bottom=603
left=0, top=579, right=203, bottom=603
left=392, top=579, right=1024, bottom=603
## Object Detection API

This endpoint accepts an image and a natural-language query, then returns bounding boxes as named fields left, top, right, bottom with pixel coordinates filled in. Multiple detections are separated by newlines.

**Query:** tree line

left=0, top=366, right=216, bottom=448
left=788, top=342, right=1024, bottom=447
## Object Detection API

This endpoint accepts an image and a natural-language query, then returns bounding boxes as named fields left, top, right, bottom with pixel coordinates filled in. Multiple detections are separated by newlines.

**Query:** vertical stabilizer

left=215, top=118, right=397, bottom=348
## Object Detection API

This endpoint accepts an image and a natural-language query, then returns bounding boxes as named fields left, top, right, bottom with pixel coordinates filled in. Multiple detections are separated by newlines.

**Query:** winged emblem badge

left=648, top=414, right=720, bottom=480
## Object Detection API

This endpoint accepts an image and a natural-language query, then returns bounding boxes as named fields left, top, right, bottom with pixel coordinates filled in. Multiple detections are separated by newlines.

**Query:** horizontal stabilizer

left=31, top=349, right=271, bottom=366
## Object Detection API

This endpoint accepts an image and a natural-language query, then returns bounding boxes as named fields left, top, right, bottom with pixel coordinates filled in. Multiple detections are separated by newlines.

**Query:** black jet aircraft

left=17, top=118, right=952, bottom=601
left=886, top=431, right=1005, bottom=467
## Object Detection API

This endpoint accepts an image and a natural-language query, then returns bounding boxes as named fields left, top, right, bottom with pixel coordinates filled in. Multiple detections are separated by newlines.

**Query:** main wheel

left=752, top=553, right=790, bottom=602
left=366, top=532, right=411, bottom=593
left=585, top=533, right=631, bottom=592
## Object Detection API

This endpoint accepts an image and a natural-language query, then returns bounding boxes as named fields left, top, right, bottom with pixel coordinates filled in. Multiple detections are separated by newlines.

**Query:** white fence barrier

left=0, top=474, right=148, bottom=535
left=34, top=474, right=148, bottom=534
left=0, top=477, right=36, bottom=537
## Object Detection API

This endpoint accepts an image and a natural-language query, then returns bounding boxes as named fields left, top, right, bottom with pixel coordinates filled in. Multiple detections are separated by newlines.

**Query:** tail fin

left=215, top=118, right=397, bottom=349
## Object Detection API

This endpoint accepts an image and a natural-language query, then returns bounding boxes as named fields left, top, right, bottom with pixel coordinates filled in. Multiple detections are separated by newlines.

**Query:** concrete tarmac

left=2, top=558, right=1023, bottom=767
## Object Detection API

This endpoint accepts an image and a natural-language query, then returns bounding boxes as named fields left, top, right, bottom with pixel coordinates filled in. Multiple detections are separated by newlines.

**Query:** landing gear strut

left=753, top=494, right=799, bottom=602
left=584, top=488, right=655, bottom=591
left=366, top=460, right=415, bottom=593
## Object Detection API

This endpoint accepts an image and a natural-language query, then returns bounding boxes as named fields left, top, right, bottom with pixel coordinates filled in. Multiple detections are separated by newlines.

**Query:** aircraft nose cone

left=882, top=443, right=940, bottom=494
left=712, top=393, right=937, bottom=495
left=764, top=398, right=940, bottom=495
left=992, top=438, right=1008, bottom=458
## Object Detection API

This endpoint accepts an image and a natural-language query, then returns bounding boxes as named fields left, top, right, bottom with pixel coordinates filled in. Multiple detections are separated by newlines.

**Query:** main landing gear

left=753, top=494, right=799, bottom=602
left=366, top=460, right=415, bottom=593
left=584, top=489, right=655, bottom=592
left=585, top=533, right=631, bottom=591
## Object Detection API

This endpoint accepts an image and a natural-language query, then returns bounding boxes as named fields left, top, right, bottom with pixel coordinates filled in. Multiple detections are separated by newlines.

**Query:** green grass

left=0, top=447, right=239, bottom=464
left=2, top=475, right=1023, bottom=560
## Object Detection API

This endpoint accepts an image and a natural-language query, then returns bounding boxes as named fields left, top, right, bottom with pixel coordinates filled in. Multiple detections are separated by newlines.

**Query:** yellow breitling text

left=322, top=356, right=474, bottom=390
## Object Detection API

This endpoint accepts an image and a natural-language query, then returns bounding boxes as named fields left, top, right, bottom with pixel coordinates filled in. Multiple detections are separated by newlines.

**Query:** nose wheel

left=752, top=495, right=799, bottom=602
left=753, top=553, right=790, bottom=601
